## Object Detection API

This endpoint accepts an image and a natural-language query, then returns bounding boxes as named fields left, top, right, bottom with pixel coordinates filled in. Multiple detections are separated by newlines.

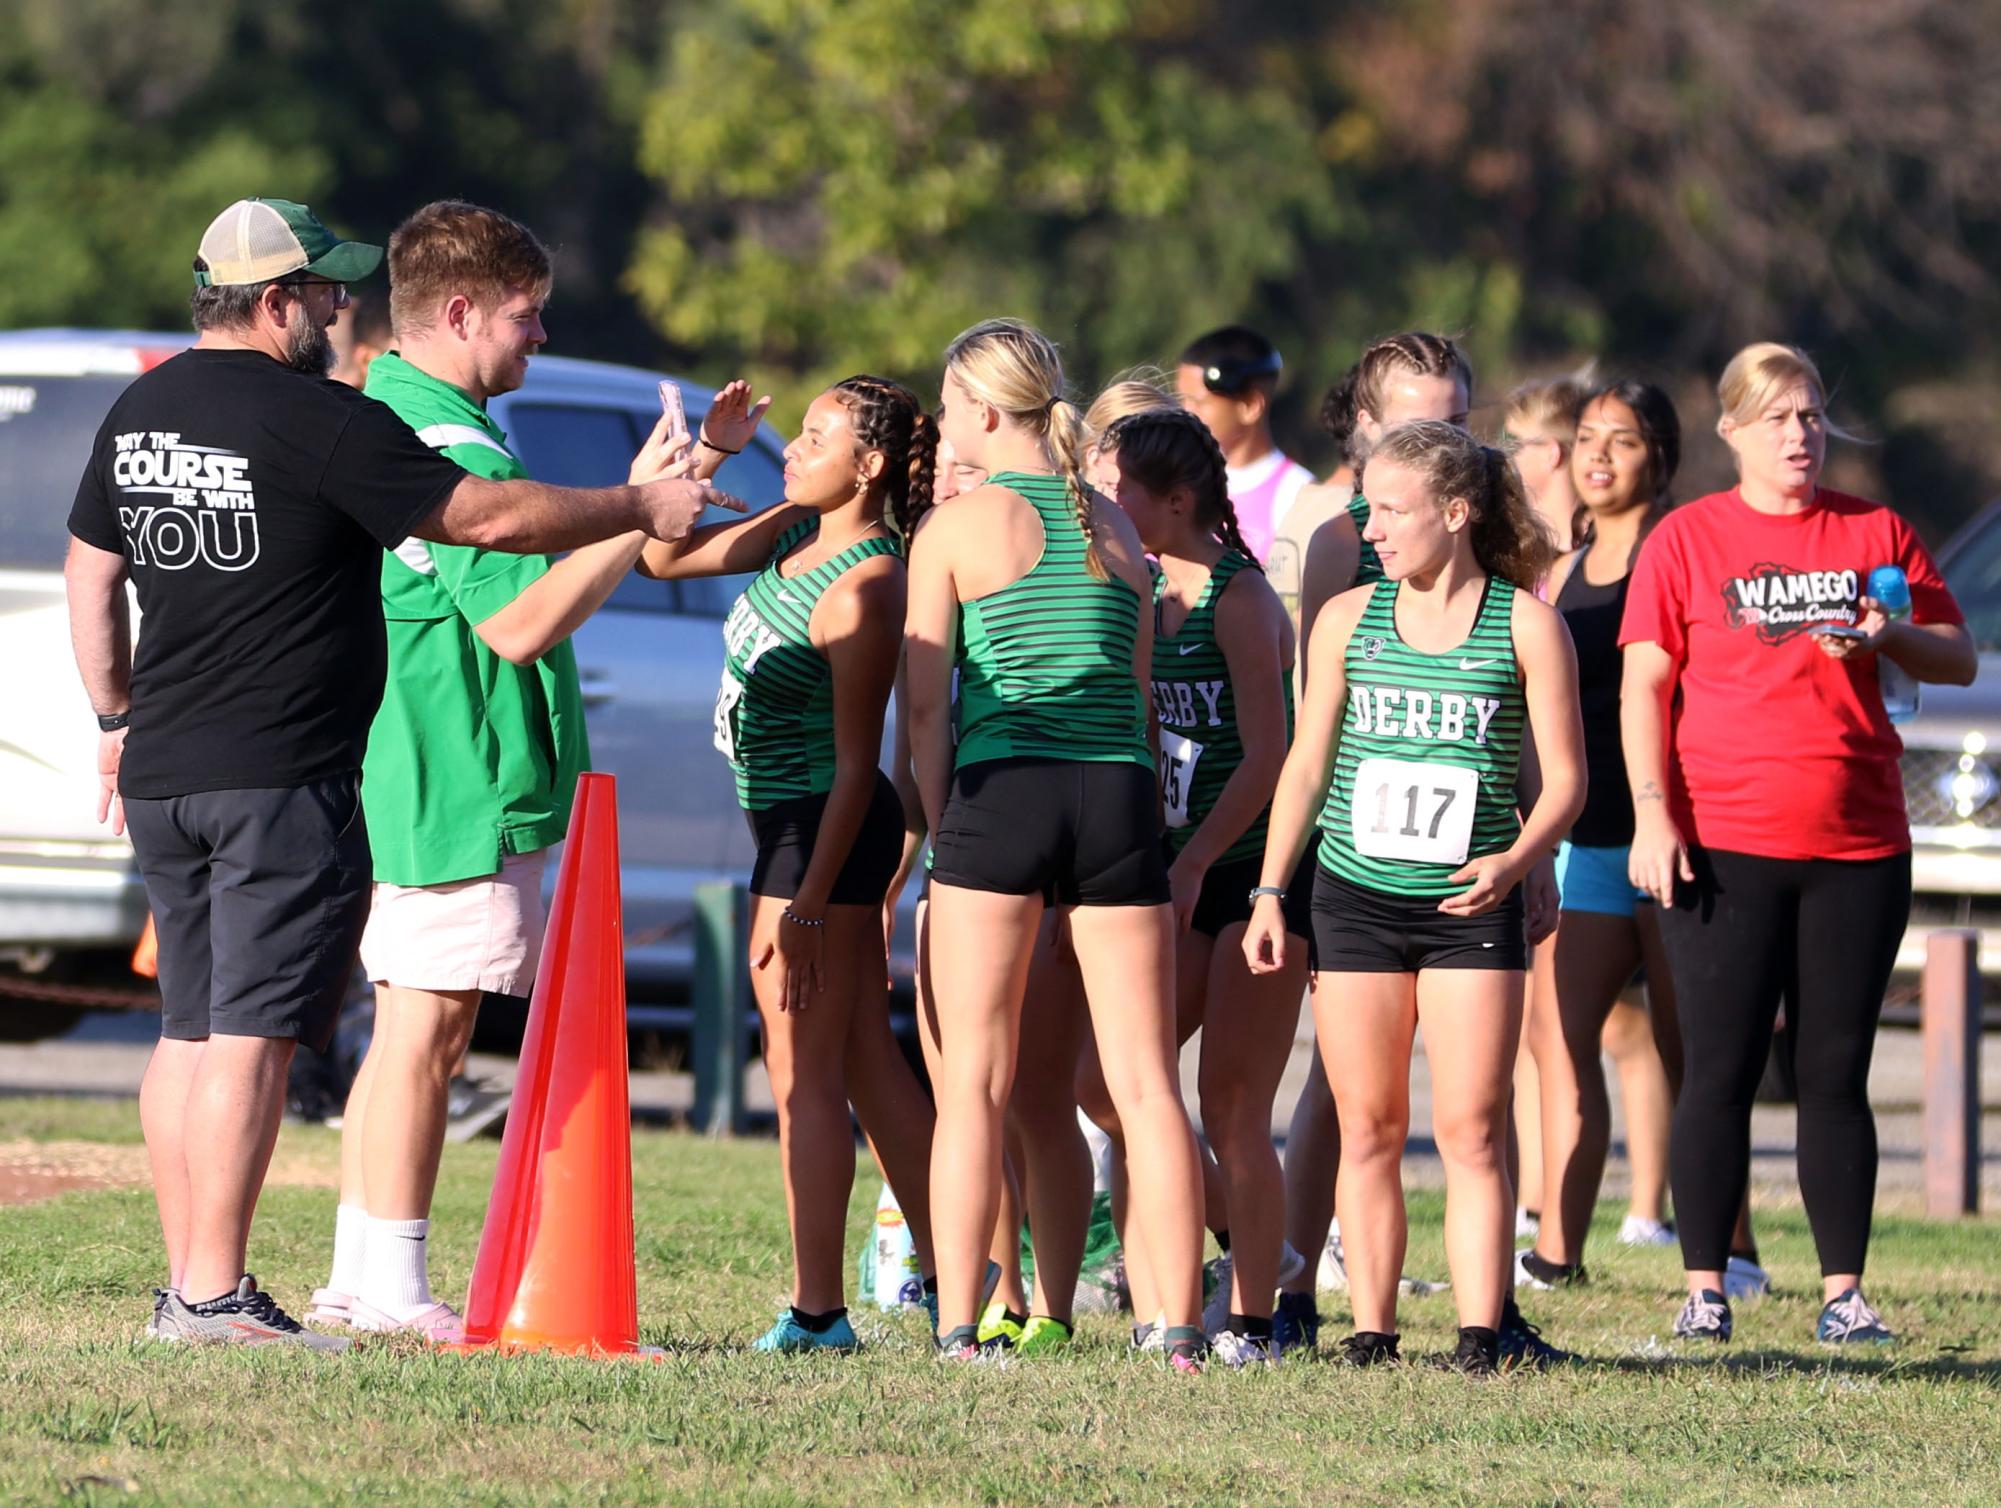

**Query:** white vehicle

left=0, top=328, right=895, bottom=1035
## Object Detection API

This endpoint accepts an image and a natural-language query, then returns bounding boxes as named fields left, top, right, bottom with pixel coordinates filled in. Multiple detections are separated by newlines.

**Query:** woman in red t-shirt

left=1619, top=342, right=1975, bottom=1348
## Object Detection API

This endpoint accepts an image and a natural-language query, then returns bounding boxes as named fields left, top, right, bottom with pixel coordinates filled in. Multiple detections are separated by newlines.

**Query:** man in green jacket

left=311, top=200, right=764, bottom=1338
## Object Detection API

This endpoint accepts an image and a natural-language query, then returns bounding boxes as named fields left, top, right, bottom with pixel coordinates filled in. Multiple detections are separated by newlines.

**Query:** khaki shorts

left=359, top=848, right=549, bottom=994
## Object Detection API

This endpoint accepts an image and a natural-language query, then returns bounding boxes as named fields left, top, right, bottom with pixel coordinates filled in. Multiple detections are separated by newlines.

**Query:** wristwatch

left=1247, top=885, right=1286, bottom=905
left=96, top=711, right=130, bottom=732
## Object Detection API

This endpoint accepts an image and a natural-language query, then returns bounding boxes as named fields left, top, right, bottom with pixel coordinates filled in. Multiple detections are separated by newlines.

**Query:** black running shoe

left=1499, top=1295, right=1576, bottom=1369
left=1273, top=1291, right=1320, bottom=1355
left=1451, top=1326, right=1500, bottom=1376
left=1338, top=1330, right=1401, bottom=1367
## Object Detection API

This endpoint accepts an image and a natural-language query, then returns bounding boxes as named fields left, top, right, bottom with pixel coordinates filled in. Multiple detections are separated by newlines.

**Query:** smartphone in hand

left=1810, top=623, right=1867, bottom=641
left=658, top=381, right=688, bottom=441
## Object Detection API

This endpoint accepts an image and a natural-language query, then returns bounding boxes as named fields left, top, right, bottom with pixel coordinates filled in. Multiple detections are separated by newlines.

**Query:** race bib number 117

left=1352, top=757, right=1478, bottom=865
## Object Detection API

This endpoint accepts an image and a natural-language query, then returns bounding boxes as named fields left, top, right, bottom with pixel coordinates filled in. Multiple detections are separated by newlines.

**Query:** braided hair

left=1100, top=408, right=1261, bottom=571
left=829, top=374, right=938, bottom=545
left=943, top=318, right=1107, bottom=580
left=1319, top=332, right=1475, bottom=469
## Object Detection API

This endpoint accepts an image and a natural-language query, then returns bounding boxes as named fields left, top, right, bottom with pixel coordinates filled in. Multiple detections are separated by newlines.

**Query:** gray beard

left=285, top=319, right=335, bottom=376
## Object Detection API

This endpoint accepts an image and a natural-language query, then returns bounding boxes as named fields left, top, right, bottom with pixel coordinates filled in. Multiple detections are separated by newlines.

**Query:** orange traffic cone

left=452, top=773, right=655, bottom=1357
left=131, top=915, right=158, bottom=980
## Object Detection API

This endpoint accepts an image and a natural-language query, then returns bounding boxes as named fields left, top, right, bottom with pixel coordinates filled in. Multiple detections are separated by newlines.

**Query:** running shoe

left=1724, top=1255, right=1772, bottom=1300
left=1273, top=1291, right=1320, bottom=1354
left=935, top=1324, right=993, bottom=1364
left=348, top=1298, right=465, bottom=1344
left=145, top=1287, right=177, bottom=1339
left=153, top=1275, right=350, bottom=1352
left=305, top=1287, right=354, bottom=1328
left=1498, top=1295, right=1575, bottom=1368
left=976, top=1301, right=1025, bottom=1352
left=1672, top=1289, right=1732, bottom=1343
left=1515, top=1247, right=1588, bottom=1291
left=1338, top=1330, right=1400, bottom=1368
left=1450, top=1327, right=1500, bottom=1377
left=753, top=1309, right=859, bottom=1353
left=1816, top=1288, right=1894, bottom=1345
left=1015, top=1316, right=1075, bottom=1357
left=1317, top=1225, right=1349, bottom=1291
left=1209, top=1329, right=1279, bottom=1368
left=1163, top=1325, right=1207, bottom=1375
left=1131, top=1311, right=1167, bottom=1354
left=1618, top=1214, right=1677, bottom=1247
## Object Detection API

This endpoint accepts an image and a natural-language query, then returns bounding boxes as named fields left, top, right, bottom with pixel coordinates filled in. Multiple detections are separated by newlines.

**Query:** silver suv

left=1900, top=499, right=2001, bottom=1014
left=0, top=329, right=783, bottom=1029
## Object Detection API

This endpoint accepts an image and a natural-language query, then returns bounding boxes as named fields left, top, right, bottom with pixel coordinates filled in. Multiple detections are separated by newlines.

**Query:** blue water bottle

left=1867, top=564, right=1920, bottom=724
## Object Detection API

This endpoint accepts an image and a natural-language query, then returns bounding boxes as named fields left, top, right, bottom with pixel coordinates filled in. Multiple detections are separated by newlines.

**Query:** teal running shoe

left=754, top=1308, right=859, bottom=1353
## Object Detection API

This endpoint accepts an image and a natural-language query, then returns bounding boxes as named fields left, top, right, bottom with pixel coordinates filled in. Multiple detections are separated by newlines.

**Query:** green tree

left=631, top=0, right=1349, bottom=413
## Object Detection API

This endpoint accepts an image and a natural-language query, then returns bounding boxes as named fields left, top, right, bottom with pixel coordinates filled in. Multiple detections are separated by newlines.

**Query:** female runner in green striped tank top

left=907, top=319, right=1209, bottom=1369
left=1071, top=408, right=1309, bottom=1366
left=638, top=376, right=943, bottom=1355
left=1266, top=333, right=1478, bottom=1348
left=1246, top=420, right=1585, bottom=1374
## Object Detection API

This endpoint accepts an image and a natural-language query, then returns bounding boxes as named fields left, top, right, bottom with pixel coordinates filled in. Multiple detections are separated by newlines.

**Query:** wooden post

left=691, top=880, right=750, bottom=1137
left=1921, top=929, right=1981, bottom=1218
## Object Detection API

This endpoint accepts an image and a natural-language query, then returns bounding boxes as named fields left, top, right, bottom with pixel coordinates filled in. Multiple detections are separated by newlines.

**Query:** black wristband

left=96, top=711, right=130, bottom=732
left=698, top=432, right=742, bottom=456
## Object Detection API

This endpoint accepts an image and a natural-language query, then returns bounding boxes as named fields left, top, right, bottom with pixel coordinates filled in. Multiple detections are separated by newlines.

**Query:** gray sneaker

left=145, top=1287, right=177, bottom=1339
left=1817, top=1287, right=1894, bottom=1345
left=154, top=1275, right=351, bottom=1352
left=1672, top=1288, right=1733, bottom=1343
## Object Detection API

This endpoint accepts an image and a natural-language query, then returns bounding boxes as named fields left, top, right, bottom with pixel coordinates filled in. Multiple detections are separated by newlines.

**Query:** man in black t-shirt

left=65, top=197, right=731, bottom=1349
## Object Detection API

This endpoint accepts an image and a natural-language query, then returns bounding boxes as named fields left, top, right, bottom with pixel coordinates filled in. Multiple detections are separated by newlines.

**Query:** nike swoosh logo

left=1177, top=644, right=1201, bottom=656
left=776, top=591, right=802, bottom=606
left=1459, top=658, right=1502, bottom=671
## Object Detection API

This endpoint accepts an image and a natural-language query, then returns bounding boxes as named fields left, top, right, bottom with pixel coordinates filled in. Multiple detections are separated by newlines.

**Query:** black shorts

left=1185, top=847, right=1316, bottom=941
left=930, top=757, right=1170, bottom=908
left=746, top=769, right=905, bottom=905
left=125, top=776, right=372, bottom=1050
left=1310, top=864, right=1526, bottom=973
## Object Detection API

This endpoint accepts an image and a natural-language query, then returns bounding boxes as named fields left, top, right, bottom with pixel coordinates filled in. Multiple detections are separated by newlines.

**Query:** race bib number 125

left=1352, top=757, right=1478, bottom=865
left=1159, top=730, right=1204, bottom=829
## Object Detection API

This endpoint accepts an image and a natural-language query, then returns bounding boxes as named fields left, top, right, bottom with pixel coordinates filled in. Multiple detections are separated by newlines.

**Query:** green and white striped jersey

left=1317, top=576, right=1524, bottom=896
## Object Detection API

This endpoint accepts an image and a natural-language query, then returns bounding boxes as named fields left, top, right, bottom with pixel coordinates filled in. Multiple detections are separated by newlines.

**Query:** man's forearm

left=69, top=591, right=131, bottom=714
left=416, top=476, right=649, bottom=554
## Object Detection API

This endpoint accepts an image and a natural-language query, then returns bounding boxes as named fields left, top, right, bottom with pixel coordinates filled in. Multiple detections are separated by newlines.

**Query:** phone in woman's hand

left=658, top=381, right=688, bottom=441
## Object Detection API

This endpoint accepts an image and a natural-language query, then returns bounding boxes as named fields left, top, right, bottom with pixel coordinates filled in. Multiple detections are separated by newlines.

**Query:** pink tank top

left=1227, top=451, right=1312, bottom=562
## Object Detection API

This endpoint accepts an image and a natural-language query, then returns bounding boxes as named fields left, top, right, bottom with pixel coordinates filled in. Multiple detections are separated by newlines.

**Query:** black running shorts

left=1185, top=848, right=1316, bottom=941
left=930, top=757, right=1171, bottom=907
left=1309, top=864, right=1526, bottom=973
left=747, top=769, right=906, bottom=906
left=125, top=776, right=372, bottom=1050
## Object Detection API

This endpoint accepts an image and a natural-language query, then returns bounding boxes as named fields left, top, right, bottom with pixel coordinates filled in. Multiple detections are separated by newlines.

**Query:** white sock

left=329, top=1203, right=367, bottom=1296
left=359, top=1216, right=434, bottom=1317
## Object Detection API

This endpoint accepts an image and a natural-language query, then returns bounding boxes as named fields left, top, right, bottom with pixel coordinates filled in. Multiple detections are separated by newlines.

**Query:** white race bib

left=1159, top=729, right=1205, bottom=830
left=713, top=671, right=745, bottom=761
left=1352, top=758, right=1478, bottom=865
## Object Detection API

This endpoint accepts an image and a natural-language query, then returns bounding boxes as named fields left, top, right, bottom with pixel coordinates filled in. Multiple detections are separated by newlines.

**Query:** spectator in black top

left=64, top=197, right=731, bottom=1349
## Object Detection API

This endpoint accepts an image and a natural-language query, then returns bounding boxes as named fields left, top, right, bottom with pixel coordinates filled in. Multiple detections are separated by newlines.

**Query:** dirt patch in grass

left=0, top=1138, right=335, bottom=1206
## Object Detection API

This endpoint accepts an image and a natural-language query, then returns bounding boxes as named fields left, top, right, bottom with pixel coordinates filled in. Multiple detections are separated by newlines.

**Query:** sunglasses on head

left=1200, top=349, right=1284, bottom=395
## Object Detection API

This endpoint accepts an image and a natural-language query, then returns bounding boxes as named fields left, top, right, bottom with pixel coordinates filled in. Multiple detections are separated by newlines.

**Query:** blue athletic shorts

left=1555, top=841, right=1650, bottom=918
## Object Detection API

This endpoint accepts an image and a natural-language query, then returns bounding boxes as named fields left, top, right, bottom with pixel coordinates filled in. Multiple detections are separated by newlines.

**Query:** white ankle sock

left=359, top=1216, right=434, bottom=1317
left=329, top=1203, right=367, bottom=1295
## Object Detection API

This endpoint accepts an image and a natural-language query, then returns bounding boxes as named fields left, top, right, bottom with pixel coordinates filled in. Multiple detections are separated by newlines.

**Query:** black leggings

left=1659, top=846, right=1909, bottom=1277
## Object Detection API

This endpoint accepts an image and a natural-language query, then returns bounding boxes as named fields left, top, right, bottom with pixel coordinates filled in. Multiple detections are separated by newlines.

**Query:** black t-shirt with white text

left=68, top=348, right=465, bottom=798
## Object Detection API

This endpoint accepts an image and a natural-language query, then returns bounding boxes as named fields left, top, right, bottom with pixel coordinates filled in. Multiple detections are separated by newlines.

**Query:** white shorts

left=359, top=849, right=550, bottom=995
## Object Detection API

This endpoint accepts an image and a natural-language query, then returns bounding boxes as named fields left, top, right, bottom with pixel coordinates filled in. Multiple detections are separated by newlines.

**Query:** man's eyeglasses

left=1199, top=349, right=1284, bottom=395
left=280, top=277, right=351, bottom=309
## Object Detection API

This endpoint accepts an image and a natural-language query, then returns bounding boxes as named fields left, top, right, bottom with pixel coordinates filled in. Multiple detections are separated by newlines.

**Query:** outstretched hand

left=701, top=380, right=774, bottom=457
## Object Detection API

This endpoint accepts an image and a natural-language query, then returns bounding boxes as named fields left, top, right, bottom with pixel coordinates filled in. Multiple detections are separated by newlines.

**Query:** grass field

left=1, top=1097, right=1998, bottom=1506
